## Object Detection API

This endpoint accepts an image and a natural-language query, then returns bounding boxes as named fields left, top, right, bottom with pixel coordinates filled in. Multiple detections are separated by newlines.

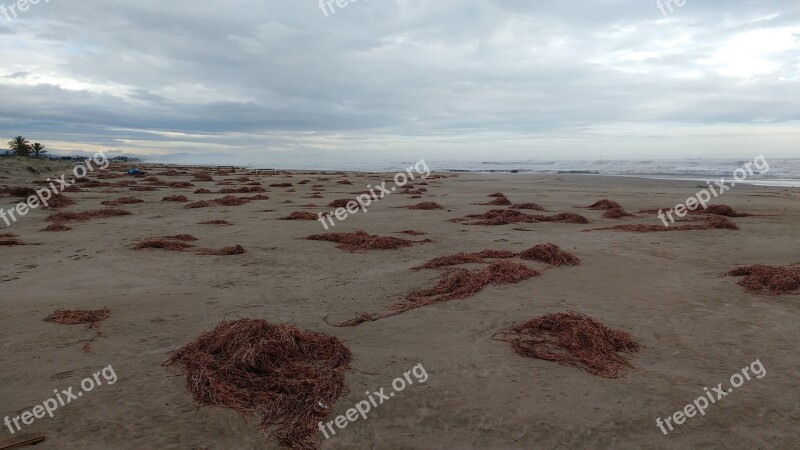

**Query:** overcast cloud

left=0, top=0, right=798, bottom=166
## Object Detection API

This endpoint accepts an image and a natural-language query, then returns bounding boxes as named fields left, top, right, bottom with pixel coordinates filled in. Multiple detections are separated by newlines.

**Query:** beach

left=1, top=162, right=798, bottom=449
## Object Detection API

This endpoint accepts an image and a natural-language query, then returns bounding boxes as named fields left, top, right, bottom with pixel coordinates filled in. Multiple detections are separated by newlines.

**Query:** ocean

left=264, top=159, right=800, bottom=187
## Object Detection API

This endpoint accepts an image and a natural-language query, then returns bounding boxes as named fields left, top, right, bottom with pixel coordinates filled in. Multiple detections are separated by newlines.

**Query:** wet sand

left=1, top=163, right=798, bottom=449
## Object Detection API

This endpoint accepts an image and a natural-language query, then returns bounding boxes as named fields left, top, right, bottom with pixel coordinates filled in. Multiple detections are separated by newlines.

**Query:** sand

left=1, top=160, right=798, bottom=449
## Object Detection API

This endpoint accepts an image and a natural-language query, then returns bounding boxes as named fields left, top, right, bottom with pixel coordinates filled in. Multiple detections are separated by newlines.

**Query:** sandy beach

left=1, top=160, right=798, bottom=450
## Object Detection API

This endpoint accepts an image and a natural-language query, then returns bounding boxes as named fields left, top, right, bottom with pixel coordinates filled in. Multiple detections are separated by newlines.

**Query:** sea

left=268, top=159, right=800, bottom=188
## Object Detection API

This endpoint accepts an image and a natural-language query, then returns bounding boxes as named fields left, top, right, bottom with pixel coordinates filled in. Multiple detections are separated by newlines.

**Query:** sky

left=0, top=0, right=798, bottom=167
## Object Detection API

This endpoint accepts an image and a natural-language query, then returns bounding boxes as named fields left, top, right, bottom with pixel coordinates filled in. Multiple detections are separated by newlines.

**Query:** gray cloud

left=0, top=0, right=798, bottom=165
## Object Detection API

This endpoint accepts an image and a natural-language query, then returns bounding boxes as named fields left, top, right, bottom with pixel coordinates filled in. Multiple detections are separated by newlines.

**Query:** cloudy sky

left=0, top=0, right=798, bottom=166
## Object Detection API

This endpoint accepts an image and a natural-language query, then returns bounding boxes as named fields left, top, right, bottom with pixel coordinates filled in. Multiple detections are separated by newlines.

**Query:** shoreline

left=132, top=161, right=800, bottom=187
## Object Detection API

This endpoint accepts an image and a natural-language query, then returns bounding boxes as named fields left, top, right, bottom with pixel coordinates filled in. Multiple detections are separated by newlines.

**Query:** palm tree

left=8, top=136, right=32, bottom=157
left=31, top=143, right=47, bottom=159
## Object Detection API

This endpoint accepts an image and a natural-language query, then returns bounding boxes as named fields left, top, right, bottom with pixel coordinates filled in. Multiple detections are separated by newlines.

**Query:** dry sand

left=0, top=159, right=798, bottom=449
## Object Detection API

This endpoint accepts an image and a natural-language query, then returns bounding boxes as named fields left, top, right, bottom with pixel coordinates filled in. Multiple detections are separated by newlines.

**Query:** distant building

left=40, top=154, right=140, bottom=162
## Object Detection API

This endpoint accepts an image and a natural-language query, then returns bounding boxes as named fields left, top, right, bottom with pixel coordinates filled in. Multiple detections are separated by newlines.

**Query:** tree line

left=7, top=136, right=47, bottom=158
